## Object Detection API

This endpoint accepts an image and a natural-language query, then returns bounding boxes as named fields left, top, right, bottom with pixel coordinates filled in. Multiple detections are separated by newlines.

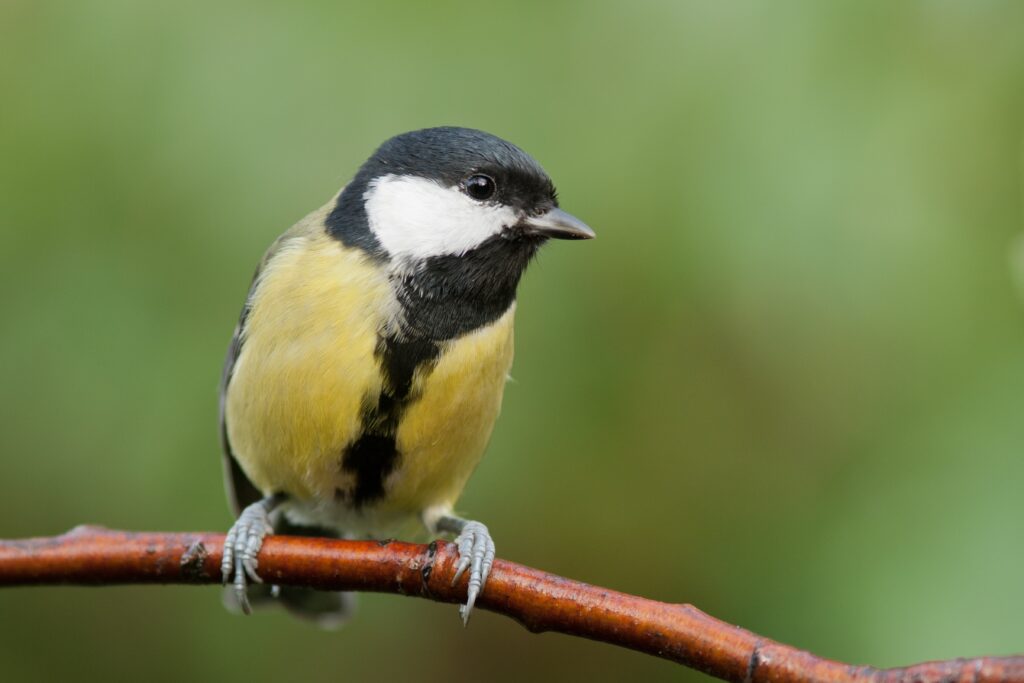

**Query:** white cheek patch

left=363, top=174, right=518, bottom=259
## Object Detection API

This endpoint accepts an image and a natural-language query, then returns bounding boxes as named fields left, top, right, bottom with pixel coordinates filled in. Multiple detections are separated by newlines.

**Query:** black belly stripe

left=337, top=232, right=538, bottom=507
left=340, top=335, right=440, bottom=507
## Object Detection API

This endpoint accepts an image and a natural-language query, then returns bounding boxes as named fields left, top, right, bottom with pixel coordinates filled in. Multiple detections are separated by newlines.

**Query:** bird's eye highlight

left=464, top=174, right=496, bottom=201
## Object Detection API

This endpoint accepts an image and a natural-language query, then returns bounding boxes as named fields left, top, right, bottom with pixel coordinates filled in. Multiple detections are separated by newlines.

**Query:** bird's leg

left=221, top=494, right=285, bottom=615
left=433, top=514, right=496, bottom=625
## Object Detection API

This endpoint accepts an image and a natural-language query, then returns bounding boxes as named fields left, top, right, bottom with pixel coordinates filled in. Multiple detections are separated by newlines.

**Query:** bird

left=218, top=126, right=594, bottom=626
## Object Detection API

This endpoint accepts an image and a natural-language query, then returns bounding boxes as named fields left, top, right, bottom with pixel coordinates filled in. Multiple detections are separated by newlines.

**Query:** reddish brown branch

left=0, top=526, right=1020, bottom=682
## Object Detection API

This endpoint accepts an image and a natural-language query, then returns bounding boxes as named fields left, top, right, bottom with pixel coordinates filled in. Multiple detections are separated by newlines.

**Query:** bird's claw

left=450, top=520, right=495, bottom=625
left=221, top=500, right=275, bottom=615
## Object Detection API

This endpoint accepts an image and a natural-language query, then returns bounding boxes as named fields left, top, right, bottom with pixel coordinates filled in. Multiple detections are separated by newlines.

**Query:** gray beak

left=521, top=207, right=596, bottom=240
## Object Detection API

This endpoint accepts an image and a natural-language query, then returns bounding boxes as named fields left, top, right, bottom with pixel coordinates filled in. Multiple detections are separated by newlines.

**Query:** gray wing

left=219, top=194, right=342, bottom=517
left=219, top=267, right=264, bottom=516
left=219, top=230, right=299, bottom=516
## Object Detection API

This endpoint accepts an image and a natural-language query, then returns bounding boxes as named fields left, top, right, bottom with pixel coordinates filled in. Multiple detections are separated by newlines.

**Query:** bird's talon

left=451, top=557, right=470, bottom=585
left=449, top=520, right=494, bottom=624
left=245, top=564, right=262, bottom=583
left=236, top=589, right=252, bottom=615
left=222, top=498, right=275, bottom=614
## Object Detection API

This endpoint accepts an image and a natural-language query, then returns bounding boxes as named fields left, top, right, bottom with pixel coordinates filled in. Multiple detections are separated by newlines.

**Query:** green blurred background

left=2, top=1, right=1023, bottom=681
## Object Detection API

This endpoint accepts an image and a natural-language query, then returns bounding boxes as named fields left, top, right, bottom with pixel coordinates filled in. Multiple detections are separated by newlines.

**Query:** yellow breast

left=225, top=219, right=393, bottom=501
left=224, top=214, right=515, bottom=531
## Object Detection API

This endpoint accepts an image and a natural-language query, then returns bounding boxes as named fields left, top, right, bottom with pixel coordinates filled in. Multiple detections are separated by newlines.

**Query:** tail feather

left=278, top=587, right=357, bottom=629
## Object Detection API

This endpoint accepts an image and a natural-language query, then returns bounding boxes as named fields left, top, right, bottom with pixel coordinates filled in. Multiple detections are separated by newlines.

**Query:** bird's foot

left=221, top=497, right=277, bottom=615
left=449, top=520, right=495, bottom=625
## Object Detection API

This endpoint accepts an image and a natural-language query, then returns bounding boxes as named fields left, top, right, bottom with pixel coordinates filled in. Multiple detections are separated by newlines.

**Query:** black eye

left=464, top=174, right=496, bottom=201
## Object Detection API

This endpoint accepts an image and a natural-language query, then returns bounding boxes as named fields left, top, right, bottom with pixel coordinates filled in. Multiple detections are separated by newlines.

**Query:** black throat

left=394, top=233, right=542, bottom=341
left=327, top=181, right=543, bottom=342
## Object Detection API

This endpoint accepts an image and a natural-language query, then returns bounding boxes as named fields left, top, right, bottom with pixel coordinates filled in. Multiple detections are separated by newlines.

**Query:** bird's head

left=326, top=127, right=593, bottom=339
left=327, top=126, right=594, bottom=263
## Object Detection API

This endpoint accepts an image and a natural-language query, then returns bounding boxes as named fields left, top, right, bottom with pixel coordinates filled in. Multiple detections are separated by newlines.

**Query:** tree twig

left=0, top=526, right=1020, bottom=682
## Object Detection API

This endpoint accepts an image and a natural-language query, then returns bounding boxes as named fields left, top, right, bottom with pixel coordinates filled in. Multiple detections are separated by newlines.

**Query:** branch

left=1, top=527, right=1020, bottom=682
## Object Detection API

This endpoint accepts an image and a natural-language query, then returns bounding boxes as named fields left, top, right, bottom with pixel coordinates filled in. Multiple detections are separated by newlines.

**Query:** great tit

left=219, top=126, right=594, bottom=626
